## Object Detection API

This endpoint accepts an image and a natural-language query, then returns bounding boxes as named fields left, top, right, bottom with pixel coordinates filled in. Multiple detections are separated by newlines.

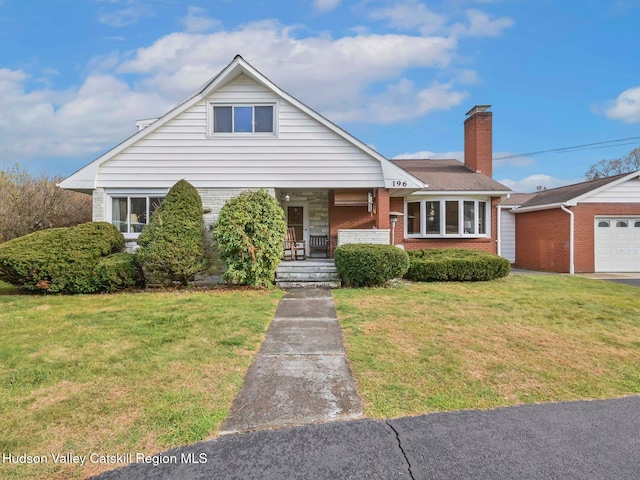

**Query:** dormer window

left=211, top=104, right=275, bottom=134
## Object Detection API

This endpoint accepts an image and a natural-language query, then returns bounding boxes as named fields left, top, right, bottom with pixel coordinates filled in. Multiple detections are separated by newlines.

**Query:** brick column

left=375, top=188, right=390, bottom=230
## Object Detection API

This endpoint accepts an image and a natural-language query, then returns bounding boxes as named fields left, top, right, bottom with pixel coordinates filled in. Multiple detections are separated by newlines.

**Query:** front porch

left=277, top=187, right=393, bottom=258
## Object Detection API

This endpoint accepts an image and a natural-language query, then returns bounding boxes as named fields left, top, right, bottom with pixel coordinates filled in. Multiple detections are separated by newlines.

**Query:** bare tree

left=0, top=165, right=92, bottom=243
left=585, top=147, right=640, bottom=180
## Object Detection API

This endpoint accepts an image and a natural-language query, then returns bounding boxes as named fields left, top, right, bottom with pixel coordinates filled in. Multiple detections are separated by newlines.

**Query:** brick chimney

left=464, top=105, right=493, bottom=177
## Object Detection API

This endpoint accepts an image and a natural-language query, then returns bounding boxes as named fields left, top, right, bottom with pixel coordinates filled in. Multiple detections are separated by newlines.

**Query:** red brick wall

left=393, top=196, right=500, bottom=254
left=328, top=189, right=378, bottom=256
left=515, top=208, right=570, bottom=272
left=464, top=111, right=493, bottom=177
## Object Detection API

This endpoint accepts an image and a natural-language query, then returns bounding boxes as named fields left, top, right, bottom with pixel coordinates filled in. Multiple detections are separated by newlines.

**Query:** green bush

left=405, top=248, right=510, bottom=282
left=136, top=179, right=207, bottom=286
left=334, top=243, right=410, bottom=287
left=94, top=253, right=145, bottom=292
left=0, top=222, right=124, bottom=293
left=213, top=189, right=287, bottom=287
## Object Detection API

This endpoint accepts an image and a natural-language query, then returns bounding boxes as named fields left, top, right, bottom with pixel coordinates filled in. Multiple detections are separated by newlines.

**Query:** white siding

left=96, top=75, right=385, bottom=189
left=500, top=208, right=516, bottom=263
left=581, top=177, right=640, bottom=203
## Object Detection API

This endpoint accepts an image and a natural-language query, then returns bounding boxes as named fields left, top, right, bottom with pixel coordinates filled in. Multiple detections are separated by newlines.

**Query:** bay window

left=112, top=196, right=163, bottom=234
left=405, top=199, right=489, bottom=237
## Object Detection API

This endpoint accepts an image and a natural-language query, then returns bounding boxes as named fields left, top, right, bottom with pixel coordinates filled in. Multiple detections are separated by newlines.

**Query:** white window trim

left=105, top=190, right=167, bottom=239
left=404, top=197, right=491, bottom=239
left=207, top=102, right=278, bottom=137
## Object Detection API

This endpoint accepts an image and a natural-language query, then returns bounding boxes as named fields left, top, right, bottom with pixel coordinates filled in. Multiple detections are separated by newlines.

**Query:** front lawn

left=0, top=285, right=282, bottom=480
left=334, top=275, right=640, bottom=418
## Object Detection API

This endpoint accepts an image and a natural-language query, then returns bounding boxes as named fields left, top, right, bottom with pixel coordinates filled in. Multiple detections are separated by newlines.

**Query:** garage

left=595, top=217, right=640, bottom=272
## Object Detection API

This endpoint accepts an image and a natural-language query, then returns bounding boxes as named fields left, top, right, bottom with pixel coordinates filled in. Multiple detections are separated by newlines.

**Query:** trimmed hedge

left=136, top=179, right=207, bottom=286
left=334, top=243, right=410, bottom=287
left=94, top=253, right=145, bottom=292
left=0, top=222, right=125, bottom=293
left=405, top=248, right=510, bottom=282
left=213, top=189, right=287, bottom=287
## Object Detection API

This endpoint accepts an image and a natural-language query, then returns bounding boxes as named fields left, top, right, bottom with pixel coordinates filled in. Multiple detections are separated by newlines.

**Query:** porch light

left=285, top=194, right=290, bottom=202
left=389, top=211, right=404, bottom=246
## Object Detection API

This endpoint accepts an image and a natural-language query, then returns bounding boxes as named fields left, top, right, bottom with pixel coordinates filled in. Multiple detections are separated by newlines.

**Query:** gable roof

left=513, top=170, right=640, bottom=212
left=60, top=55, right=425, bottom=192
left=392, top=159, right=511, bottom=193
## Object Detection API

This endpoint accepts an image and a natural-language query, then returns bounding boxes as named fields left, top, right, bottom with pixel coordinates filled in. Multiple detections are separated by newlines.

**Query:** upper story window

left=212, top=104, right=274, bottom=134
left=112, top=196, right=163, bottom=234
left=405, top=198, right=489, bottom=238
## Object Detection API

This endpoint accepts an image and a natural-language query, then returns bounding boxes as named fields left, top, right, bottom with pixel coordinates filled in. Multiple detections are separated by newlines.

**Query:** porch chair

left=309, top=234, right=329, bottom=258
left=283, top=227, right=306, bottom=260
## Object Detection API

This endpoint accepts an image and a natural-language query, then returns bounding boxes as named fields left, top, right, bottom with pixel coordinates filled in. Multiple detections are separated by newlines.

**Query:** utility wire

left=493, top=136, right=640, bottom=160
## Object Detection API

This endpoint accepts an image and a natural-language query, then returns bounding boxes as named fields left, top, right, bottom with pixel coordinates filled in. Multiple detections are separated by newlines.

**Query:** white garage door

left=594, top=218, right=640, bottom=272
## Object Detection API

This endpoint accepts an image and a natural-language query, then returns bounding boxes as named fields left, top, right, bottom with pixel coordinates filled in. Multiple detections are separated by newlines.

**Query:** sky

left=1, top=0, right=639, bottom=192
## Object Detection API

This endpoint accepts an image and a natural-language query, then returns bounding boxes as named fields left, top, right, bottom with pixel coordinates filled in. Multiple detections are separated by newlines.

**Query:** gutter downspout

left=560, top=204, right=574, bottom=274
left=496, top=194, right=510, bottom=258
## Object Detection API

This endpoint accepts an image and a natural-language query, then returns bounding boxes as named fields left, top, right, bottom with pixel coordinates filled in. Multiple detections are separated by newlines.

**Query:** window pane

left=463, top=201, right=475, bottom=234
left=616, top=220, right=628, bottom=228
left=478, top=201, right=486, bottom=234
left=234, top=106, right=253, bottom=132
left=407, top=202, right=421, bottom=235
left=445, top=201, right=459, bottom=234
left=149, top=197, right=163, bottom=221
left=426, top=201, right=440, bottom=234
left=254, top=106, right=273, bottom=132
left=112, top=198, right=128, bottom=233
left=635, top=221, right=640, bottom=228
left=130, top=198, right=146, bottom=233
left=213, top=106, right=232, bottom=132
left=598, top=220, right=610, bottom=228
left=287, top=206, right=303, bottom=226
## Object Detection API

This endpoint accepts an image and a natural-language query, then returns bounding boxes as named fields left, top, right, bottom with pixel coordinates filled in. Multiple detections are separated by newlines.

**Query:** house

left=60, top=55, right=511, bottom=280
left=500, top=172, right=640, bottom=273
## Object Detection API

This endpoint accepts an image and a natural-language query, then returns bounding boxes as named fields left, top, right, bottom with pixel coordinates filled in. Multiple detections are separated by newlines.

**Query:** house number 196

left=392, top=180, right=408, bottom=187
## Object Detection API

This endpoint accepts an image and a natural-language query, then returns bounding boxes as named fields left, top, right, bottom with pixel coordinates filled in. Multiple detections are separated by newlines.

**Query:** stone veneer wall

left=92, top=188, right=105, bottom=222
left=280, top=190, right=329, bottom=236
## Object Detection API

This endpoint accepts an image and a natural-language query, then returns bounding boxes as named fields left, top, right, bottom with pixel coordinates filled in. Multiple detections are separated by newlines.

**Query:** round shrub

left=136, top=179, right=207, bottom=286
left=0, top=222, right=124, bottom=293
left=334, top=243, right=410, bottom=287
left=405, top=248, right=510, bottom=282
left=94, top=253, right=145, bottom=292
left=213, top=189, right=287, bottom=287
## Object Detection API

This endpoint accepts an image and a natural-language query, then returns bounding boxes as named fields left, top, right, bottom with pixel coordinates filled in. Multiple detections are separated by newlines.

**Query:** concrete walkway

left=219, top=288, right=363, bottom=434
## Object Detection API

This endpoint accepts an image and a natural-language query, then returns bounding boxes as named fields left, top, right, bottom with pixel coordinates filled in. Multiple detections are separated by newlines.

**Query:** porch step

left=275, top=261, right=341, bottom=289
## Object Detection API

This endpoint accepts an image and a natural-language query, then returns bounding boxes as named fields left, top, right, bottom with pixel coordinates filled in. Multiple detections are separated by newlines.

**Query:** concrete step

left=277, top=265, right=338, bottom=273
left=276, top=272, right=340, bottom=281
left=276, top=280, right=341, bottom=289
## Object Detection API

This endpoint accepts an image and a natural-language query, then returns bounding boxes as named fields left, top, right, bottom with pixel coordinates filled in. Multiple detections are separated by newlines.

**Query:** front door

left=287, top=204, right=308, bottom=253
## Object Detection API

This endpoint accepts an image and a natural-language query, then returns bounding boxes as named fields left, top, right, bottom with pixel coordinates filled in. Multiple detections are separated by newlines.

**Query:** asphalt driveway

left=92, top=395, right=640, bottom=480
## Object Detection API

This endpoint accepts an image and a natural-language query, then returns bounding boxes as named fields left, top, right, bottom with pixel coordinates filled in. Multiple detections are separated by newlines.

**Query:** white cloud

left=180, top=5, right=218, bottom=33
left=369, top=1, right=513, bottom=38
left=313, top=0, right=341, bottom=13
left=369, top=0, right=446, bottom=35
left=0, top=17, right=494, bottom=163
left=98, top=2, right=153, bottom=27
left=605, top=87, right=640, bottom=123
left=498, top=174, right=583, bottom=193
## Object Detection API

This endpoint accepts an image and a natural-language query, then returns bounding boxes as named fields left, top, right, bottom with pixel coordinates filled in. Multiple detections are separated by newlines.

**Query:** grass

left=0, top=282, right=283, bottom=480
left=333, top=275, right=640, bottom=418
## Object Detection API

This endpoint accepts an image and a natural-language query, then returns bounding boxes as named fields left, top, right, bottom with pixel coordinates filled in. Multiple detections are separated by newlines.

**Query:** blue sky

left=1, top=0, right=639, bottom=192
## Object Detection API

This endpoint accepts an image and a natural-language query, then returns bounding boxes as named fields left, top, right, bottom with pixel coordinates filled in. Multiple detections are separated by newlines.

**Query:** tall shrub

left=213, top=189, right=287, bottom=287
left=0, top=222, right=124, bottom=293
left=136, top=179, right=207, bottom=286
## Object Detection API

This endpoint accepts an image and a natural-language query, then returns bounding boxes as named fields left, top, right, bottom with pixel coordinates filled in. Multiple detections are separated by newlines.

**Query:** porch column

left=375, top=188, right=390, bottom=230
